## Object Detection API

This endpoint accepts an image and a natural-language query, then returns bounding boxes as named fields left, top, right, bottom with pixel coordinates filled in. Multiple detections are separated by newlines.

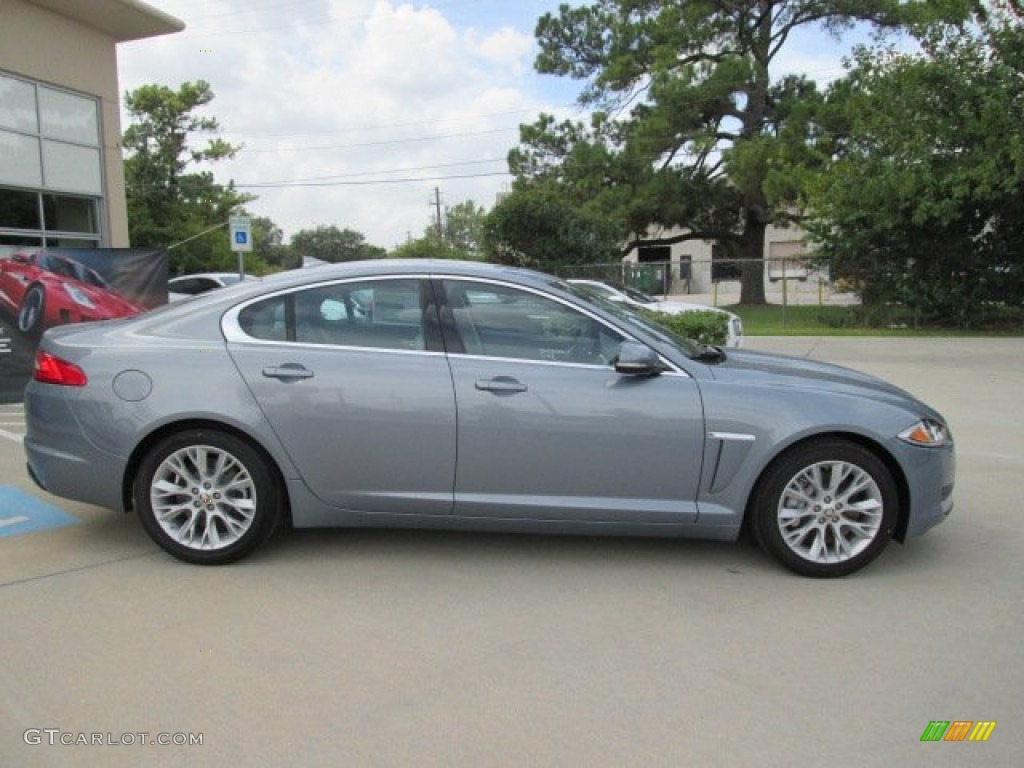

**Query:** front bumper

left=893, top=438, right=956, bottom=541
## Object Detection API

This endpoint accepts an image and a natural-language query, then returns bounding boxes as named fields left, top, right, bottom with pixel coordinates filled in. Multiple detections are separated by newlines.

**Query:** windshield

left=38, top=252, right=109, bottom=289
left=558, top=280, right=702, bottom=358
left=620, top=285, right=657, bottom=303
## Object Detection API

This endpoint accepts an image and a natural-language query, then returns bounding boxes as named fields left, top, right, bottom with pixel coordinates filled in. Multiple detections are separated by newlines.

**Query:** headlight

left=63, top=284, right=95, bottom=309
left=898, top=419, right=951, bottom=447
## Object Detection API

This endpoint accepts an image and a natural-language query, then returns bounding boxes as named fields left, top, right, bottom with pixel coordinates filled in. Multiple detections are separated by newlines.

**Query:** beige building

left=623, top=223, right=813, bottom=294
left=0, top=0, right=183, bottom=255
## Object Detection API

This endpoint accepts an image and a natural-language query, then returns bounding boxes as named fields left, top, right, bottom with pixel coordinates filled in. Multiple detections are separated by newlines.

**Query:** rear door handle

left=263, top=364, right=314, bottom=380
left=475, top=376, right=527, bottom=394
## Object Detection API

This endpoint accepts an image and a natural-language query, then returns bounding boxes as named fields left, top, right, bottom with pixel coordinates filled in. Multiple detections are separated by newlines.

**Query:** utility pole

left=431, top=186, right=443, bottom=239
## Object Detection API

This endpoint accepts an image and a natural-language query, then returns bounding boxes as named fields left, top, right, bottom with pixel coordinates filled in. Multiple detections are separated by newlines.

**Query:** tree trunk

left=739, top=200, right=767, bottom=305
left=737, top=6, right=771, bottom=307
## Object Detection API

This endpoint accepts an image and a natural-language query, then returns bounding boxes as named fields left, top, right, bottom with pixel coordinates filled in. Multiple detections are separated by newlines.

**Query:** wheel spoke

left=837, top=474, right=872, bottom=504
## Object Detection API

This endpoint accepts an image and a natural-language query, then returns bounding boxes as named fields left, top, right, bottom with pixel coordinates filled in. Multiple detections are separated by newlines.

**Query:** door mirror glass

left=614, top=341, right=662, bottom=375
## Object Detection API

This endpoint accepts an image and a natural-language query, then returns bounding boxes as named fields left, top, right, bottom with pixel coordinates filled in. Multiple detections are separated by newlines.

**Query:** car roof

left=248, top=259, right=555, bottom=293
left=155, top=260, right=562, bottom=315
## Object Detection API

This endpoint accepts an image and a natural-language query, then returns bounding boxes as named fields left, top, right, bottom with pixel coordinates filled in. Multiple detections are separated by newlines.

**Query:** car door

left=225, top=277, right=457, bottom=515
left=438, top=278, right=704, bottom=525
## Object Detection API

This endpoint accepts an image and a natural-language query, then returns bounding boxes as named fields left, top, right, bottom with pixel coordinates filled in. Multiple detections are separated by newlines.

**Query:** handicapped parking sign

left=229, top=216, right=252, bottom=253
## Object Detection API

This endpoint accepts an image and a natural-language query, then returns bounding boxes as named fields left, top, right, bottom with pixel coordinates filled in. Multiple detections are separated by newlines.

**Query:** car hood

left=655, top=300, right=733, bottom=317
left=706, top=347, right=923, bottom=407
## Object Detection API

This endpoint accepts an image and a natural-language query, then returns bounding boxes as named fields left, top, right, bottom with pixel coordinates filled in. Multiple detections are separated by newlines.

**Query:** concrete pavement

left=1, top=337, right=1021, bottom=767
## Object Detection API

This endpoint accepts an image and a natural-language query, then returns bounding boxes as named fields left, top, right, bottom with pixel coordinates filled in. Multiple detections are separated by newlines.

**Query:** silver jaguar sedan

left=23, top=260, right=954, bottom=576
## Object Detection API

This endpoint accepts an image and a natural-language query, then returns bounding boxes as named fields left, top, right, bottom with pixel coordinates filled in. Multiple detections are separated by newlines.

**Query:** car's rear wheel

left=751, top=439, right=897, bottom=577
left=134, top=429, right=282, bottom=564
left=17, top=284, right=45, bottom=335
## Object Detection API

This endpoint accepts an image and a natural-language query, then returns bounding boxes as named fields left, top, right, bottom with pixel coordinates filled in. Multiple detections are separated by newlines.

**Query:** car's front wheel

left=17, top=284, right=45, bottom=335
left=750, top=440, right=898, bottom=578
left=134, top=429, right=282, bottom=564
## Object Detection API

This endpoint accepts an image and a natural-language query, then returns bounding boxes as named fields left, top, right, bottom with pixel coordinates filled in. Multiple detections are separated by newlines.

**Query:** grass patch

left=727, top=303, right=1024, bottom=336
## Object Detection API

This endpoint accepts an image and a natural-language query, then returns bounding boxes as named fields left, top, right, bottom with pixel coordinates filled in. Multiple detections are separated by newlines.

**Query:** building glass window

left=43, top=194, right=97, bottom=235
left=0, top=188, right=41, bottom=230
left=0, top=74, right=37, bottom=132
left=42, top=142, right=102, bottom=195
left=39, top=86, right=99, bottom=144
left=0, top=71, right=102, bottom=248
left=0, top=131, right=42, bottom=187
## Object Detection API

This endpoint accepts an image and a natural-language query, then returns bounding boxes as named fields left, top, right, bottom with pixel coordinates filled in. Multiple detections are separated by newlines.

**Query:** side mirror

left=614, top=341, right=663, bottom=376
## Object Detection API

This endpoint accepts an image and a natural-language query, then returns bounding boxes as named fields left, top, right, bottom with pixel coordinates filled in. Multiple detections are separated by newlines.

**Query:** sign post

left=228, top=215, right=252, bottom=278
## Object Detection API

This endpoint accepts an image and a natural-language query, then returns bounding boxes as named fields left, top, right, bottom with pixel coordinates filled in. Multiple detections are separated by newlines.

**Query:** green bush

left=643, top=309, right=729, bottom=346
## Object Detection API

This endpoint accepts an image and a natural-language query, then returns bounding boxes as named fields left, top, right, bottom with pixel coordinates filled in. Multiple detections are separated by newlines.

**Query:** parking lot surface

left=1, top=337, right=1021, bottom=767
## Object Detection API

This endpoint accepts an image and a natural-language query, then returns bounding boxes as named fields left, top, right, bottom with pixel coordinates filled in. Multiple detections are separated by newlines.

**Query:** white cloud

left=468, top=26, right=534, bottom=71
left=117, top=0, right=569, bottom=249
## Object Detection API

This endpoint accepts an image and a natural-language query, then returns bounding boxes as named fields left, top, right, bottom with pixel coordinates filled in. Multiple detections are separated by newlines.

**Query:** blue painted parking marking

left=0, top=488, right=79, bottom=537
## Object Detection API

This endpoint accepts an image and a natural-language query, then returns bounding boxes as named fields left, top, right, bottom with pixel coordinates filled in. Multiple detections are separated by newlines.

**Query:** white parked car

left=567, top=279, right=743, bottom=347
left=168, top=272, right=260, bottom=302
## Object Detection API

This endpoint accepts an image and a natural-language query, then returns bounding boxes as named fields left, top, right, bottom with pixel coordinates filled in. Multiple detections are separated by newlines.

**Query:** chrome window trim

left=440, top=351, right=690, bottom=375
left=229, top=337, right=447, bottom=359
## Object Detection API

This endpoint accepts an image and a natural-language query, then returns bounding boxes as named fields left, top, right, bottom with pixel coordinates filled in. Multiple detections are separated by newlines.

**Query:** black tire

left=750, top=439, right=898, bottom=578
left=17, top=284, right=46, bottom=336
left=134, top=429, right=282, bottom=564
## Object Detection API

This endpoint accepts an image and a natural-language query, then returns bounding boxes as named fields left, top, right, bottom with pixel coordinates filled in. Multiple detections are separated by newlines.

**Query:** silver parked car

left=24, top=260, right=954, bottom=576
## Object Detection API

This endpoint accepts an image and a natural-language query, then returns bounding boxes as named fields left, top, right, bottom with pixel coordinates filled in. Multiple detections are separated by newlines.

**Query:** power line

left=234, top=171, right=510, bottom=189
left=237, top=126, right=518, bottom=154
left=250, top=158, right=507, bottom=186
left=215, top=107, right=572, bottom=140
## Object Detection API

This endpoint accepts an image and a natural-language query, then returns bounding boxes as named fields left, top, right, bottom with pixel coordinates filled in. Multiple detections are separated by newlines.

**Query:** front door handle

left=263, top=364, right=314, bottom=380
left=475, top=376, right=527, bottom=394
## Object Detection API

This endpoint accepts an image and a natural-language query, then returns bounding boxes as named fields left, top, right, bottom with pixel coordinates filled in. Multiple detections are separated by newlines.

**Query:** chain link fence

left=557, top=259, right=859, bottom=308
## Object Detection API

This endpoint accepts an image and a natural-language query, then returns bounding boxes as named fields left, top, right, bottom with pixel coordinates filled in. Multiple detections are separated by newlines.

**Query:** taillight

left=34, top=350, right=87, bottom=386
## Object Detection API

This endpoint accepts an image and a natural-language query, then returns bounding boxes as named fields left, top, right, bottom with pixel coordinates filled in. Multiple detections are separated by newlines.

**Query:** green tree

left=289, top=225, right=386, bottom=263
left=389, top=199, right=488, bottom=260
left=518, top=0, right=979, bottom=303
left=390, top=233, right=452, bottom=260
left=122, top=81, right=253, bottom=273
left=249, top=215, right=292, bottom=271
left=806, top=2, right=1024, bottom=324
left=443, top=200, right=487, bottom=258
left=483, top=184, right=622, bottom=271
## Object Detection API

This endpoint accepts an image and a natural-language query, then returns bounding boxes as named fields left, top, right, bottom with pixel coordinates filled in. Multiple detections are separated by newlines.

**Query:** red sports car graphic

left=0, top=251, right=145, bottom=336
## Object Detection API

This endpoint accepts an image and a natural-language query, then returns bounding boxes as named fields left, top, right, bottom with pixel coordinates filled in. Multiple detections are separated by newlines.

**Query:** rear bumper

left=23, top=384, right=129, bottom=513
left=24, top=435, right=128, bottom=512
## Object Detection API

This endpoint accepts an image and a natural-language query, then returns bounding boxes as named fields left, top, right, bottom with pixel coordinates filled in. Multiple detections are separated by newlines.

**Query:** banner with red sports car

left=0, top=247, right=168, bottom=402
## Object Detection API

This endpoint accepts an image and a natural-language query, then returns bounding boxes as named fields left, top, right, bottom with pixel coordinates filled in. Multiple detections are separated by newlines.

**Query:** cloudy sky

left=117, top=0, right=858, bottom=250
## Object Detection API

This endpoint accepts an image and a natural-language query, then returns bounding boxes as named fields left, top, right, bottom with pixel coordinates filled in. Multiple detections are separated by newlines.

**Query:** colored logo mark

left=921, top=721, right=997, bottom=742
